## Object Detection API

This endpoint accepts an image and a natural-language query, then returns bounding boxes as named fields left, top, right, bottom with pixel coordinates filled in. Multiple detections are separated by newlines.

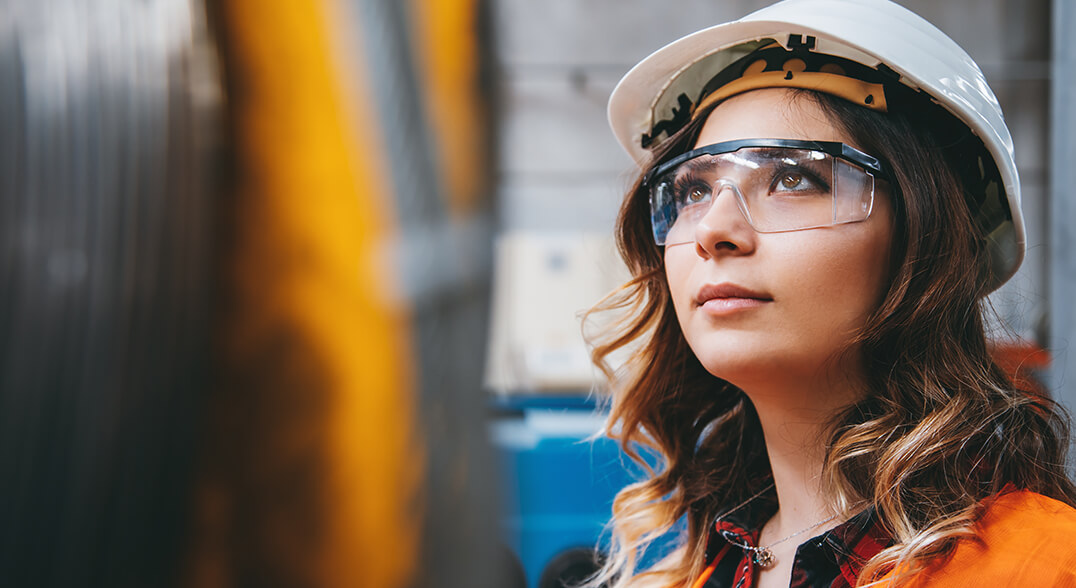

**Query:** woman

left=586, top=0, right=1076, bottom=586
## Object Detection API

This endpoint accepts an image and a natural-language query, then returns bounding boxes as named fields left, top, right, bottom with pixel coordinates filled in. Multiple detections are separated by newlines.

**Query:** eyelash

left=768, top=165, right=831, bottom=194
left=671, top=177, right=711, bottom=204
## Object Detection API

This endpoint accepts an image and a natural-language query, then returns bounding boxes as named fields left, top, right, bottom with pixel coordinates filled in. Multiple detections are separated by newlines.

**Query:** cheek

left=791, top=190, right=895, bottom=315
left=663, top=247, right=695, bottom=317
left=790, top=231, right=893, bottom=324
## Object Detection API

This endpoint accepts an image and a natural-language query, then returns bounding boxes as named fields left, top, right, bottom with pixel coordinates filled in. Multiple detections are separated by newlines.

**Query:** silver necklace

left=722, top=512, right=841, bottom=568
left=712, top=483, right=842, bottom=569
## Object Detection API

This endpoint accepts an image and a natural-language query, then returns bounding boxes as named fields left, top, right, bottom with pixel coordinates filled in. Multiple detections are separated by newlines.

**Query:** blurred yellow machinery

left=0, top=0, right=500, bottom=587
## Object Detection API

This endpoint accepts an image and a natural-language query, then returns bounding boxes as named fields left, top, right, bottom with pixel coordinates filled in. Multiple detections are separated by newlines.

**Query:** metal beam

left=1050, top=0, right=1076, bottom=439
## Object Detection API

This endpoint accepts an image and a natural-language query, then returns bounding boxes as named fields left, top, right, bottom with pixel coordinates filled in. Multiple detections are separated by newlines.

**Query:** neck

left=737, top=367, right=865, bottom=536
left=756, top=396, right=831, bottom=533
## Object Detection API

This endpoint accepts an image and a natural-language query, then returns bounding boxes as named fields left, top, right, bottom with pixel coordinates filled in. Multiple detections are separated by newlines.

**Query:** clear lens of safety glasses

left=646, top=139, right=887, bottom=246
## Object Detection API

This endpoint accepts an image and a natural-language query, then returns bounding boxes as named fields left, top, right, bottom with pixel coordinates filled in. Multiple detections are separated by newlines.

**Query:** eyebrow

left=672, top=147, right=822, bottom=178
left=678, top=156, right=716, bottom=176
left=735, top=146, right=822, bottom=161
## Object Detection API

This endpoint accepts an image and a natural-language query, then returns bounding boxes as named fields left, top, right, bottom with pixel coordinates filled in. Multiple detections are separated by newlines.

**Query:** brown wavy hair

left=582, top=89, right=1076, bottom=587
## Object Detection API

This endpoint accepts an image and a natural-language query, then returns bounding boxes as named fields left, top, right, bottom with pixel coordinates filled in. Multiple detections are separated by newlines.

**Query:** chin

left=690, top=341, right=832, bottom=390
left=693, top=351, right=785, bottom=387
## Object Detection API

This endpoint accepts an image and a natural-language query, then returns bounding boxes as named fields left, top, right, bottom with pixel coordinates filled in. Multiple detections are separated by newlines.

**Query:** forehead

left=693, top=88, right=853, bottom=150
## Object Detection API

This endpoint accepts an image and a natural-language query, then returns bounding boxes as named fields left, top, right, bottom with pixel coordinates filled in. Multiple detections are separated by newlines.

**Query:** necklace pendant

left=753, top=547, right=776, bottom=568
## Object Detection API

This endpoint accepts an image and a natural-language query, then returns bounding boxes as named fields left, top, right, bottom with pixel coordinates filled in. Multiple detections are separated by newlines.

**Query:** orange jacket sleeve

left=890, top=490, right=1076, bottom=587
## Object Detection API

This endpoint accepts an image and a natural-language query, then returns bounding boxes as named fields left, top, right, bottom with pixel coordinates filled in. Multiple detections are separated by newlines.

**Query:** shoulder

left=977, top=489, right=1076, bottom=533
left=900, top=489, right=1076, bottom=587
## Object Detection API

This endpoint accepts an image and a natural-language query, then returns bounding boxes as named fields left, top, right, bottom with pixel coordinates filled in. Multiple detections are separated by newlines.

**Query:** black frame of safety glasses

left=642, top=138, right=891, bottom=187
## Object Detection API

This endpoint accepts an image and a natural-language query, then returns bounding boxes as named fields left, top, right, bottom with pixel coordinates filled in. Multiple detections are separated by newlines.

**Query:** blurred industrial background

left=0, top=1, right=1073, bottom=588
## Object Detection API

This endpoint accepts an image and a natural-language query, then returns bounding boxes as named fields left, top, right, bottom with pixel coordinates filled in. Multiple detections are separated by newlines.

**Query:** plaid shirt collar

left=701, top=499, right=892, bottom=588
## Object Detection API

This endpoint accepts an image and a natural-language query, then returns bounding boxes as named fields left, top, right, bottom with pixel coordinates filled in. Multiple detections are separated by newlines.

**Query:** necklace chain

left=721, top=512, right=841, bottom=568
left=713, top=482, right=775, bottom=522
left=712, top=483, right=843, bottom=569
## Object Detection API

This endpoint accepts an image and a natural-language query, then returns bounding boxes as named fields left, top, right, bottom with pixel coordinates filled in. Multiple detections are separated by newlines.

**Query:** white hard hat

left=608, top=0, right=1023, bottom=291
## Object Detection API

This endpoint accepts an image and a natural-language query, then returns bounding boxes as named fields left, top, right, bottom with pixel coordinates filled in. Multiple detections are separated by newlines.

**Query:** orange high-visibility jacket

left=885, top=490, right=1076, bottom=587
left=690, top=490, right=1076, bottom=587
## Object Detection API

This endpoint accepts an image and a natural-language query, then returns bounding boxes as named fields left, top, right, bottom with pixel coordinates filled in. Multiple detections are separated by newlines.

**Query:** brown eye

left=779, top=172, right=804, bottom=190
left=689, top=187, right=708, bottom=202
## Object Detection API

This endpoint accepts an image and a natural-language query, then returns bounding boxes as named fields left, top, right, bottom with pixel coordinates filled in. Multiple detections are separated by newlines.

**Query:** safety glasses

left=644, top=139, right=889, bottom=246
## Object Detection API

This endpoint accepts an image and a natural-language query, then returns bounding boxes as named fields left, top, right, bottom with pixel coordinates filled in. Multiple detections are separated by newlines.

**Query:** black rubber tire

left=538, top=547, right=605, bottom=588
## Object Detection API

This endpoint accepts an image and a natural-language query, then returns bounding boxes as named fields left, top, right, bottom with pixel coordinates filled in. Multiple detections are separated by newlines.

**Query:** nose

left=693, top=181, right=757, bottom=258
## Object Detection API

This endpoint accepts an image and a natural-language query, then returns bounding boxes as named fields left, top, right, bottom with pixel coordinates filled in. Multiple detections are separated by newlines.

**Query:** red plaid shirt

left=695, top=501, right=891, bottom=588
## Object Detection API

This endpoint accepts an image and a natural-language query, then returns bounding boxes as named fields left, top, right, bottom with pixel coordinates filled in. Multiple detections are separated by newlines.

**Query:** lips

left=695, top=283, right=773, bottom=305
left=695, top=283, right=773, bottom=315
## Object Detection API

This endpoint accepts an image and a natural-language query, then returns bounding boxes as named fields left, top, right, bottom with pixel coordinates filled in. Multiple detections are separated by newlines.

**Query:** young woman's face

left=663, top=88, right=894, bottom=392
